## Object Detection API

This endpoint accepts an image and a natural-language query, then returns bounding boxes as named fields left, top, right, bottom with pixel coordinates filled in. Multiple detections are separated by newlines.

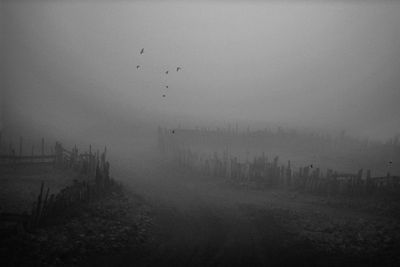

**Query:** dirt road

left=87, top=144, right=397, bottom=267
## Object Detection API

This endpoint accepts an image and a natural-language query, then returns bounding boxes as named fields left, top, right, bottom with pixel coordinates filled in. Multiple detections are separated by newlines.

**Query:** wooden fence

left=0, top=137, right=117, bottom=233
left=0, top=136, right=55, bottom=166
left=166, top=146, right=400, bottom=198
left=29, top=165, right=118, bottom=229
left=0, top=136, right=106, bottom=178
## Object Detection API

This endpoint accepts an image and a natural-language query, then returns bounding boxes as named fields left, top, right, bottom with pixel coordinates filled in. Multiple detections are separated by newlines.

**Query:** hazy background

left=2, top=1, right=400, bottom=142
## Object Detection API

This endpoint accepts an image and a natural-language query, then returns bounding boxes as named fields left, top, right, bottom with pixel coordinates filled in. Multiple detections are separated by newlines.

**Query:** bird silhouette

left=136, top=65, right=140, bottom=69
left=176, top=67, right=181, bottom=72
left=165, top=70, right=169, bottom=74
left=140, top=48, right=144, bottom=55
left=162, top=94, right=166, bottom=97
left=165, top=85, right=169, bottom=89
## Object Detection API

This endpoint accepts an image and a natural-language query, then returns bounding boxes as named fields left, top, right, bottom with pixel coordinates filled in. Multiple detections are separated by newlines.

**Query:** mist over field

left=1, top=1, right=400, bottom=266
left=2, top=1, right=400, bottom=143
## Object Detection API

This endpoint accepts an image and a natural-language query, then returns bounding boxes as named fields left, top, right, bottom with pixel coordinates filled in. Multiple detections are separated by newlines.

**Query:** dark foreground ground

left=95, top=153, right=400, bottom=267
left=2, top=152, right=400, bottom=267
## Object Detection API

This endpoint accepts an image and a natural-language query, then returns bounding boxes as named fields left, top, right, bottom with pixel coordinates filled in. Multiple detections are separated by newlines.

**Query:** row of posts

left=0, top=133, right=109, bottom=180
left=170, top=147, right=399, bottom=197
left=0, top=134, right=47, bottom=157
left=54, top=142, right=109, bottom=180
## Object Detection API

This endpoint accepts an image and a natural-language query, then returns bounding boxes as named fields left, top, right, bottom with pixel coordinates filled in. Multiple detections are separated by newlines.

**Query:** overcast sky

left=2, top=1, right=400, bottom=140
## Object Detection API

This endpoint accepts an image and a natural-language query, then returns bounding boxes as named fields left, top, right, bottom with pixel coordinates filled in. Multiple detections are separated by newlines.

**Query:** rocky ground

left=105, top=155, right=400, bottom=267
left=2, top=157, right=400, bottom=266
left=246, top=205, right=400, bottom=266
left=0, top=189, right=152, bottom=266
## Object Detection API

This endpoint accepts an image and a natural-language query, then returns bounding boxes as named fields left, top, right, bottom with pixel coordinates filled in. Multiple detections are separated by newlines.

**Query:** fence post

left=35, top=182, right=45, bottom=226
left=367, top=169, right=372, bottom=193
left=286, top=162, right=292, bottom=189
left=55, top=142, right=63, bottom=167
left=42, top=187, right=50, bottom=220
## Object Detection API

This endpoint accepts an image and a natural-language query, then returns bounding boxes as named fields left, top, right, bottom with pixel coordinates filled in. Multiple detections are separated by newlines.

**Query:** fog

left=2, top=2, right=400, bottom=266
left=2, top=1, right=400, bottom=141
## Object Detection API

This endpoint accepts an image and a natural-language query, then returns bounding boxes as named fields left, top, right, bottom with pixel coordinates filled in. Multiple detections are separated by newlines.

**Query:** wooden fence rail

left=0, top=137, right=114, bottom=233
left=0, top=135, right=49, bottom=157
left=165, top=145, right=400, bottom=198
left=0, top=136, right=55, bottom=166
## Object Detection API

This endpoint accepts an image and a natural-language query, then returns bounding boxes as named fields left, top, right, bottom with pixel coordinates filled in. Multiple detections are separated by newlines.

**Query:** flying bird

left=165, top=70, right=169, bottom=74
left=165, top=85, right=169, bottom=89
left=162, top=94, right=166, bottom=97
left=176, top=67, right=181, bottom=72
left=136, top=65, right=140, bottom=69
left=140, top=48, right=144, bottom=54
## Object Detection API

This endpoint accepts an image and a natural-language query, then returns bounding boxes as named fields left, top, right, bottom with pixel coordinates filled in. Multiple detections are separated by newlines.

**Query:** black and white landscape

left=1, top=1, right=400, bottom=266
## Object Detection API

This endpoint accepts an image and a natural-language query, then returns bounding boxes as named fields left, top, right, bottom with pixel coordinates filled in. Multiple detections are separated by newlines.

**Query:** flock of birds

left=135, top=49, right=397, bottom=166
left=136, top=48, right=182, bottom=98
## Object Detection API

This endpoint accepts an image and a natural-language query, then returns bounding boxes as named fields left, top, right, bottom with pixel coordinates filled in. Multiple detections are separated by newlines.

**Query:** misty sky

left=2, top=1, right=400, bottom=140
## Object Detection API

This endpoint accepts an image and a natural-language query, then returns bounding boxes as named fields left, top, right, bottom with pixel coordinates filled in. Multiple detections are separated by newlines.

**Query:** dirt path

left=94, top=156, right=333, bottom=266
left=89, top=145, right=398, bottom=267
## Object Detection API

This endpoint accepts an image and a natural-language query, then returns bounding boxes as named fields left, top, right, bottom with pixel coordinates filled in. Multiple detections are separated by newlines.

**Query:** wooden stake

left=42, top=188, right=50, bottom=219
left=35, top=182, right=45, bottom=225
